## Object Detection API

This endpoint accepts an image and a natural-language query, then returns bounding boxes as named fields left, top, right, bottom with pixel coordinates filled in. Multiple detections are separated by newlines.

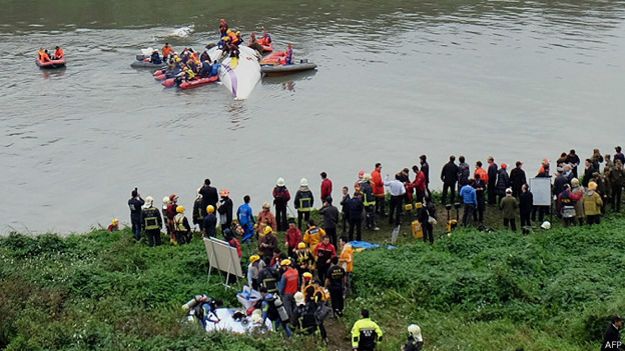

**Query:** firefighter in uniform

left=294, top=178, right=314, bottom=230
left=361, top=174, right=377, bottom=230
left=141, top=196, right=162, bottom=247
left=173, top=205, right=191, bottom=245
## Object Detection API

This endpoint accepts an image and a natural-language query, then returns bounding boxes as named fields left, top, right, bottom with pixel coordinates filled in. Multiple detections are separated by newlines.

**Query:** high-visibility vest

left=143, top=208, right=160, bottom=230
left=174, top=214, right=186, bottom=232
left=299, top=198, right=312, bottom=212
left=363, top=192, right=376, bottom=207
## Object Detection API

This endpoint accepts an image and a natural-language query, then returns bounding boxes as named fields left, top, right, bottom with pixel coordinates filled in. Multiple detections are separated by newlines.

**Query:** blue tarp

left=349, top=241, right=380, bottom=250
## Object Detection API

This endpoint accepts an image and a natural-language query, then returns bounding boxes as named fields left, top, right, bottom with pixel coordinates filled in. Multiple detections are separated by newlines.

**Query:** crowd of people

left=146, top=19, right=277, bottom=86
left=118, top=145, right=625, bottom=350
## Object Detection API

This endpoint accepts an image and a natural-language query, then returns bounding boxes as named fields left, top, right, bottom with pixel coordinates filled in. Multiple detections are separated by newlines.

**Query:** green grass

left=1, top=211, right=624, bottom=350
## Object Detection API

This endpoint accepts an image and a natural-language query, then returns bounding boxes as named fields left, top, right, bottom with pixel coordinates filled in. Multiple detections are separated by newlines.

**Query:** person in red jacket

left=314, top=235, right=336, bottom=283
left=320, top=172, right=333, bottom=203
left=411, top=165, right=427, bottom=203
left=278, top=259, right=299, bottom=324
left=285, top=218, right=302, bottom=258
left=371, top=163, right=385, bottom=216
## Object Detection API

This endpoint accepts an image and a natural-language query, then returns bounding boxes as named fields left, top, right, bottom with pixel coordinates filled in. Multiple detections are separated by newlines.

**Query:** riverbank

left=2, top=211, right=624, bottom=350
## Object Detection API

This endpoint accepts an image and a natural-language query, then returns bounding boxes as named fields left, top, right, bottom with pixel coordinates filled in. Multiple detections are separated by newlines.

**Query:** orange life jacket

left=228, top=32, right=238, bottom=45
left=162, top=46, right=173, bottom=57
left=40, top=52, right=51, bottom=62
left=54, top=48, right=64, bottom=58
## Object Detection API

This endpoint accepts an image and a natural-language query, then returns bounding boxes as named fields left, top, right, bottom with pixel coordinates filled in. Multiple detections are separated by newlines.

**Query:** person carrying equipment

left=141, top=196, right=162, bottom=247
left=260, top=287, right=292, bottom=337
left=182, top=295, right=222, bottom=329
left=351, top=309, right=383, bottom=351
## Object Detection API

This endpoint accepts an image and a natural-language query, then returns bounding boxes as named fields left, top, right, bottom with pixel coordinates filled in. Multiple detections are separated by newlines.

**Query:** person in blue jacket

left=199, top=60, right=212, bottom=78
left=237, top=195, right=255, bottom=243
left=210, top=60, right=220, bottom=76
left=459, top=179, right=477, bottom=227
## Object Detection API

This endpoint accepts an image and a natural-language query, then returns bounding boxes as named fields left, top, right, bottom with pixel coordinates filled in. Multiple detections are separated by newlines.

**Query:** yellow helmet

left=249, top=255, right=260, bottom=263
left=223, top=36, right=231, bottom=41
left=280, top=259, right=292, bottom=266
left=226, top=29, right=232, bottom=34
left=263, top=226, right=273, bottom=235
left=236, top=31, right=241, bottom=36
left=111, top=218, right=119, bottom=225
left=176, top=205, right=185, bottom=213
left=297, top=242, right=306, bottom=249
left=303, top=272, right=313, bottom=279
left=206, top=205, right=215, bottom=214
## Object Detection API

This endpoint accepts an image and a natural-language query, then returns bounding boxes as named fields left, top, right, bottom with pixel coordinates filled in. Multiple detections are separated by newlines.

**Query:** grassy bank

left=1, top=213, right=624, bottom=350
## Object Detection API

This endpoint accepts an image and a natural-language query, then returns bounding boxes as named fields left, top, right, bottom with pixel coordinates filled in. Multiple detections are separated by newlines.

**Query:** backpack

left=314, top=302, right=332, bottom=322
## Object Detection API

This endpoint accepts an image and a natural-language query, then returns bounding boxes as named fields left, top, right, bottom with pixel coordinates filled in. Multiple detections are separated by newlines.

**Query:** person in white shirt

left=384, top=174, right=406, bottom=226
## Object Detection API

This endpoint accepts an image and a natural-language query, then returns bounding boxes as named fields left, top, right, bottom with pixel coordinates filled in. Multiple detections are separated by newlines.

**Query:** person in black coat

left=419, top=155, right=430, bottom=191
left=601, top=316, right=623, bottom=351
left=347, top=192, right=364, bottom=241
left=417, top=198, right=436, bottom=244
left=203, top=206, right=217, bottom=238
left=519, top=184, right=533, bottom=227
left=495, top=165, right=511, bottom=204
left=128, top=188, right=145, bottom=241
left=216, top=190, right=233, bottom=232
left=440, top=155, right=459, bottom=205
left=473, top=174, right=486, bottom=223
left=509, top=161, right=527, bottom=197
left=199, top=179, right=219, bottom=219
left=565, top=149, right=581, bottom=178
left=487, top=157, right=498, bottom=205
left=582, top=159, right=594, bottom=187
left=553, top=170, right=568, bottom=199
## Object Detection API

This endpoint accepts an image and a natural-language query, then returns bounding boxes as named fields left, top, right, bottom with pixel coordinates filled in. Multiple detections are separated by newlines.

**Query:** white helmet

left=145, top=196, right=154, bottom=207
left=276, top=177, right=286, bottom=186
left=407, top=324, right=422, bottom=341
left=541, top=221, right=551, bottom=230
left=300, top=178, right=309, bottom=187
left=162, top=196, right=170, bottom=204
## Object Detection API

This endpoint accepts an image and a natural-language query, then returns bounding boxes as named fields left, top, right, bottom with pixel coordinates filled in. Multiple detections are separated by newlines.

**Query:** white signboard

left=529, top=177, right=551, bottom=207
left=203, top=237, right=243, bottom=278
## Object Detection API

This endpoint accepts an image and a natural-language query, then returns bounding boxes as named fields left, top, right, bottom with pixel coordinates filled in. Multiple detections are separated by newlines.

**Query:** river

left=1, top=0, right=625, bottom=233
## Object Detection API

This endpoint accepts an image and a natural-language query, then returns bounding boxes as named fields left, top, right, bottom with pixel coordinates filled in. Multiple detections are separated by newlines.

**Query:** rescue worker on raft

left=161, top=43, right=173, bottom=61
left=53, top=46, right=64, bottom=60
left=219, top=18, right=229, bottom=37
left=38, top=48, right=51, bottom=62
left=150, top=49, right=162, bottom=65
left=261, top=27, right=272, bottom=44
left=248, top=32, right=264, bottom=53
left=198, top=60, right=213, bottom=78
left=285, top=43, right=294, bottom=65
